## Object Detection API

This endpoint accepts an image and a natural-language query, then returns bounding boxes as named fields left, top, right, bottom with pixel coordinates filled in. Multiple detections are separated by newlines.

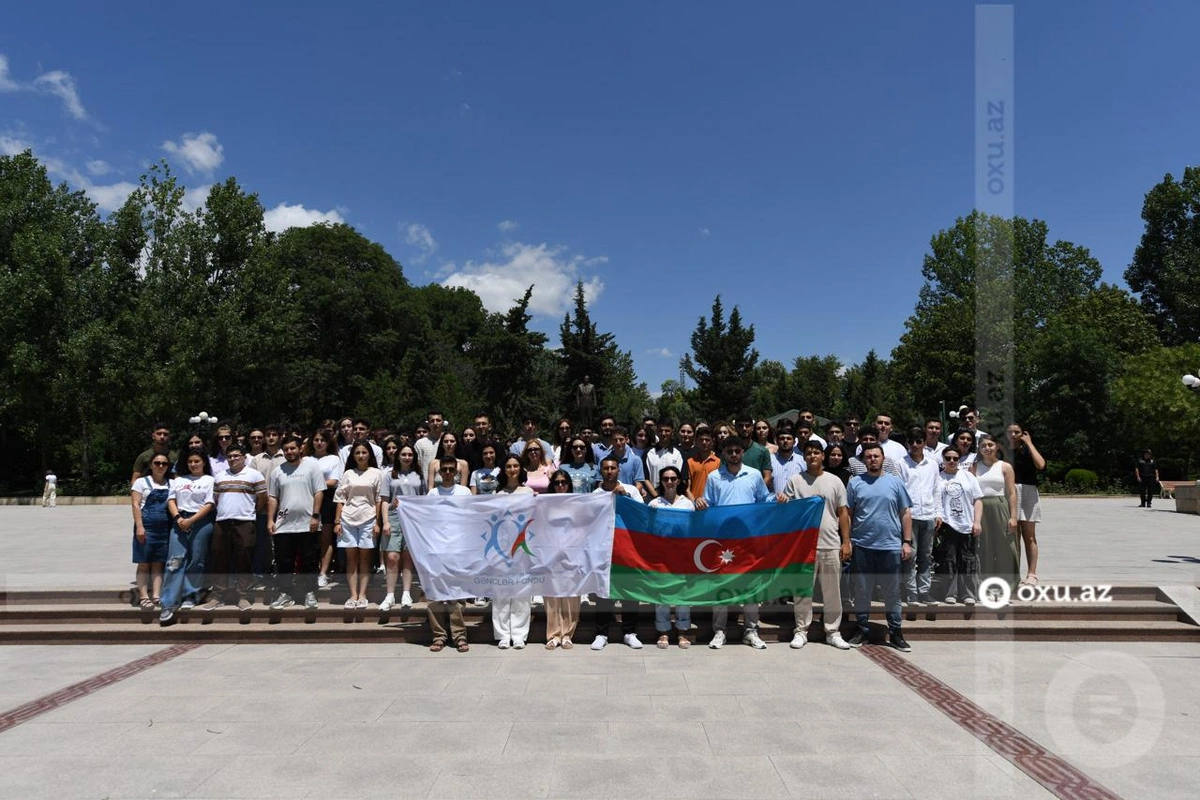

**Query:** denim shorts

left=337, top=520, right=375, bottom=549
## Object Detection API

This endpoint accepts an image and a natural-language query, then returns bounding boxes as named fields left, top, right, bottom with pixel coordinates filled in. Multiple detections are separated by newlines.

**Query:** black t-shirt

left=1012, top=447, right=1040, bottom=486
left=1136, top=459, right=1157, bottom=481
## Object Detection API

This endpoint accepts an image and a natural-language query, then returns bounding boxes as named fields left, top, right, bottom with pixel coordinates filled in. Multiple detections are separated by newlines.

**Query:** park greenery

left=2, top=151, right=1198, bottom=494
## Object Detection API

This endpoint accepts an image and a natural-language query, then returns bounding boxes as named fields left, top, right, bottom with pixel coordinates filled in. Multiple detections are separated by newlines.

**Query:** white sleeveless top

left=974, top=460, right=1007, bottom=498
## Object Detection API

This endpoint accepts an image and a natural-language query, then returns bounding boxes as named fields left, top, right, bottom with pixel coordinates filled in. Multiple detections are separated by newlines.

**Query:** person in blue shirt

left=845, top=443, right=914, bottom=652
left=695, top=436, right=775, bottom=650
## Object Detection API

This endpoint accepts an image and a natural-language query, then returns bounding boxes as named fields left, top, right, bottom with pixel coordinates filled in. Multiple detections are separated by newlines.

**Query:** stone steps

left=0, top=584, right=1196, bottom=645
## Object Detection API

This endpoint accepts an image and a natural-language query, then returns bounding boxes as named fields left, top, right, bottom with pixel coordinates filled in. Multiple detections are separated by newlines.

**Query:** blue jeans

left=903, top=518, right=936, bottom=600
left=655, top=605, right=691, bottom=632
left=852, top=545, right=902, bottom=633
left=160, top=512, right=214, bottom=609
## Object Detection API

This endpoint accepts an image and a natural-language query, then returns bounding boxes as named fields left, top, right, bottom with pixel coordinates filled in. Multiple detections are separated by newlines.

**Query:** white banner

left=396, top=492, right=615, bottom=601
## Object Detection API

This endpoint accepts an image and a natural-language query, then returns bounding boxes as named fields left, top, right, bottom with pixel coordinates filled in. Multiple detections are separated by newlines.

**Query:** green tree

left=558, top=281, right=615, bottom=415
left=749, top=360, right=791, bottom=418
left=681, top=295, right=759, bottom=420
left=790, top=355, right=844, bottom=419
left=891, top=212, right=1102, bottom=424
left=1112, top=343, right=1200, bottom=478
left=1124, top=166, right=1200, bottom=345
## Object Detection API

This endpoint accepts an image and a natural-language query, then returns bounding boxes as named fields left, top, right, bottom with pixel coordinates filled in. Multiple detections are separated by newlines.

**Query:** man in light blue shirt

left=696, top=436, right=774, bottom=650
left=846, top=443, right=913, bottom=652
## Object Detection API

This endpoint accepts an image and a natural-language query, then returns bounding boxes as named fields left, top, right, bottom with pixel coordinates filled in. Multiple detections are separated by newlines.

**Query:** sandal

left=657, top=634, right=670, bottom=649
left=456, top=640, right=470, bottom=653
left=1025, top=574, right=1039, bottom=586
left=151, top=597, right=161, bottom=607
left=544, top=637, right=560, bottom=650
left=678, top=636, right=691, bottom=649
left=138, top=598, right=154, bottom=610
left=429, top=640, right=446, bottom=652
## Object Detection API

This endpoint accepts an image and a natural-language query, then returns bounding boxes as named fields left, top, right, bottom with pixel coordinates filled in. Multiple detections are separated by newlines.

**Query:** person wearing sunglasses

left=543, top=469, right=582, bottom=649
left=933, top=448, right=983, bottom=606
left=648, top=466, right=695, bottom=648
left=208, top=424, right=234, bottom=476
left=519, top=441, right=555, bottom=495
left=131, top=454, right=174, bottom=609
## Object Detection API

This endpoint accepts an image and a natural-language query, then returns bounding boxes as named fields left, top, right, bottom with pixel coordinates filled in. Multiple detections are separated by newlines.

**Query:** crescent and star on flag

left=692, top=539, right=736, bottom=573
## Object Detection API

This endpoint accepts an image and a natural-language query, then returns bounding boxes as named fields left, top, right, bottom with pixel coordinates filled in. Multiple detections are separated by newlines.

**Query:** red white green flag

left=609, top=495, right=821, bottom=605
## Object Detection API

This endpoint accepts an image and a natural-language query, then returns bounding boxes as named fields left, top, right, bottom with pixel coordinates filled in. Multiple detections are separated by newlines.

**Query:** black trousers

left=592, top=596, right=641, bottom=637
left=272, top=529, right=318, bottom=598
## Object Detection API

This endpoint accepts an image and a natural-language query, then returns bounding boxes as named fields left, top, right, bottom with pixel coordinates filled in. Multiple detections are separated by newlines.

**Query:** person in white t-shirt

left=333, top=441, right=387, bottom=610
left=647, top=466, right=695, bottom=649
left=934, top=448, right=983, bottom=605
left=159, top=448, right=215, bottom=624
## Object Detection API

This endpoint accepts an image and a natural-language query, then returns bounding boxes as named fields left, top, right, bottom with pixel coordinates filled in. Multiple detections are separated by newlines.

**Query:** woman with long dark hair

left=972, top=434, right=1019, bottom=593
left=308, top=427, right=343, bottom=590
left=381, top=443, right=424, bottom=610
left=1006, top=423, right=1046, bottom=586
left=823, top=443, right=852, bottom=486
left=494, top=455, right=534, bottom=649
left=159, top=447, right=215, bottom=624
left=543, top=468, right=582, bottom=649
left=648, top=466, right=694, bottom=648
left=426, top=431, right=469, bottom=490
left=333, top=441, right=387, bottom=609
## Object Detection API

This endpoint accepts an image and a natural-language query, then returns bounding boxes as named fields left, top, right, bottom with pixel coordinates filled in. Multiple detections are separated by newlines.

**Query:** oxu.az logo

left=481, top=508, right=535, bottom=566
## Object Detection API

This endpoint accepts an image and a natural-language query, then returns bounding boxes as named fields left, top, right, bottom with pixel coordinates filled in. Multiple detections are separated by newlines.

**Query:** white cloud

left=444, top=67, right=463, bottom=82
left=33, top=70, right=87, bottom=120
left=645, top=347, right=673, bottom=358
left=0, top=55, right=18, bottom=91
left=162, top=132, right=224, bottom=175
left=0, top=134, right=31, bottom=156
left=441, top=241, right=605, bottom=318
left=181, top=184, right=214, bottom=213
left=85, top=181, right=137, bottom=212
left=459, top=102, right=472, bottom=115
left=497, top=219, right=519, bottom=233
left=699, top=226, right=711, bottom=238
left=263, top=202, right=345, bottom=233
left=404, top=222, right=437, bottom=262
left=85, top=159, right=111, bottom=176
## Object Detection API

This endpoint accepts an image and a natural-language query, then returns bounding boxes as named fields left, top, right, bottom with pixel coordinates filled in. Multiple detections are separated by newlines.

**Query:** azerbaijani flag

left=609, top=495, right=822, bottom=605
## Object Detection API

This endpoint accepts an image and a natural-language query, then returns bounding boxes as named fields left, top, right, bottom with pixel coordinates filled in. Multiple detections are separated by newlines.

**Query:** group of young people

left=126, top=408, right=1046, bottom=653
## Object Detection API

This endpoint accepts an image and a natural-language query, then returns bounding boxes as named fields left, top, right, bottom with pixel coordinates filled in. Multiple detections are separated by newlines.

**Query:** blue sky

left=3, top=1, right=1197, bottom=394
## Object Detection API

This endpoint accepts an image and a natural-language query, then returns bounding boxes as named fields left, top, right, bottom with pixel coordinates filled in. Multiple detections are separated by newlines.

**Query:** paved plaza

left=0, top=497, right=1197, bottom=798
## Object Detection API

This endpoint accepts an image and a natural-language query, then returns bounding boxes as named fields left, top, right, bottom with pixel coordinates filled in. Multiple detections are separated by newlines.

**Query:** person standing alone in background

left=42, top=469, right=58, bottom=507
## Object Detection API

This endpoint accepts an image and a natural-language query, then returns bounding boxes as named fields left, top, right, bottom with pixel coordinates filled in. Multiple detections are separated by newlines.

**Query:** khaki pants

left=544, top=596, right=580, bottom=641
left=793, top=549, right=844, bottom=633
left=427, top=600, right=466, bottom=644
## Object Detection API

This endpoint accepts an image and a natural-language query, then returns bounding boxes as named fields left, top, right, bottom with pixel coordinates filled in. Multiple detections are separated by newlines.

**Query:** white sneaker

left=304, top=592, right=318, bottom=609
left=498, top=639, right=511, bottom=649
left=180, top=599, right=196, bottom=611
left=827, top=632, right=851, bottom=650
left=513, top=640, right=526, bottom=649
left=789, top=632, right=808, bottom=649
left=590, top=635, right=608, bottom=650
left=400, top=591, right=413, bottom=608
left=623, top=633, right=643, bottom=649
left=532, top=595, right=544, bottom=605
left=743, top=630, right=767, bottom=650
left=964, top=596, right=976, bottom=606
left=943, top=596, right=957, bottom=605
left=317, top=574, right=329, bottom=588
left=709, top=629, right=726, bottom=649
left=580, top=595, right=593, bottom=605
left=379, top=594, right=395, bottom=612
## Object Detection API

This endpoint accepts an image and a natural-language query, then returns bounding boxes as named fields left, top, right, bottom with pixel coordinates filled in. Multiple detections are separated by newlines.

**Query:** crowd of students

left=126, top=409, right=1046, bottom=653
